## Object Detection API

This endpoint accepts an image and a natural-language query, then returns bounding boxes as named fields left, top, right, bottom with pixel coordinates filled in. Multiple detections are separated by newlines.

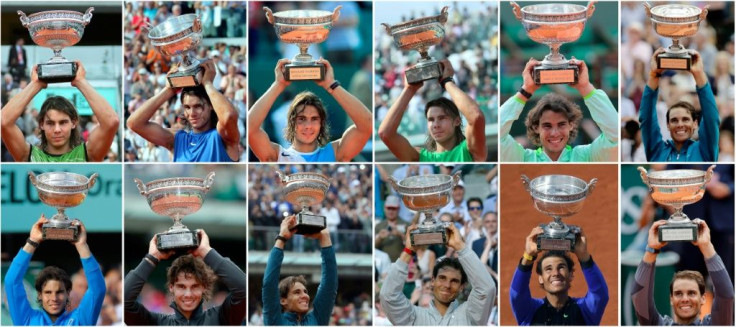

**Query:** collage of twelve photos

left=0, top=1, right=733, bottom=327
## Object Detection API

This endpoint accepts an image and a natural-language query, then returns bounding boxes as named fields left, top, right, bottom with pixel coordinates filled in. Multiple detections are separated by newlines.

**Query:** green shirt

left=419, top=139, right=473, bottom=162
left=29, top=144, right=87, bottom=162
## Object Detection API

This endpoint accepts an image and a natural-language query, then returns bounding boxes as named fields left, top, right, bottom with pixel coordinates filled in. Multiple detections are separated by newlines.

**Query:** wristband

left=440, top=77, right=454, bottom=90
left=650, top=71, right=663, bottom=79
left=275, top=235, right=289, bottom=243
left=517, top=87, right=533, bottom=99
left=145, top=253, right=160, bottom=265
left=522, top=252, right=537, bottom=261
left=328, top=80, right=341, bottom=94
left=403, top=247, right=415, bottom=256
left=26, top=238, right=40, bottom=248
left=645, top=246, right=660, bottom=254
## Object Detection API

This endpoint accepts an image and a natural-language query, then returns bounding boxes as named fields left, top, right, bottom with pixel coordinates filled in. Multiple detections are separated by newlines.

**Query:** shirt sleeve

left=124, top=258, right=163, bottom=325
left=457, top=246, right=495, bottom=325
left=262, top=247, right=285, bottom=326
left=578, top=257, right=610, bottom=325
left=706, top=254, right=734, bottom=325
left=509, top=260, right=543, bottom=326
left=203, top=249, right=247, bottom=325
left=5, top=249, right=34, bottom=326
left=631, top=259, right=664, bottom=325
left=499, top=96, right=528, bottom=162
left=695, top=83, right=720, bottom=161
left=639, top=86, right=666, bottom=161
left=76, top=255, right=106, bottom=325
left=578, top=90, right=619, bottom=162
left=379, top=258, right=417, bottom=326
left=312, top=246, right=338, bottom=326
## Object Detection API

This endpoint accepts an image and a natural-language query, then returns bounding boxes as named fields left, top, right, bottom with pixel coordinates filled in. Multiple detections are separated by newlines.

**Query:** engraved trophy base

left=156, top=230, right=199, bottom=251
left=537, top=224, right=580, bottom=251
left=168, top=67, right=203, bottom=88
left=409, top=222, right=448, bottom=246
left=406, top=61, right=441, bottom=85
left=42, top=223, right=78, bottom=241
left=534, top=64, right=579, bottom=85
left=657, top=52, right=691, bottom=70
left=38, top=61, right=77, bottom=83
left=293, top=212, right=327, bottom=235
left=285, top=63, right=325, bottom=81
left=658, top=221, right=698, bottom=242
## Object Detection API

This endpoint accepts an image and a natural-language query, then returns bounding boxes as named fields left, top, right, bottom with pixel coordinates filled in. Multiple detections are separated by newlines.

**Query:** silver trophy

left=510, top=2, right=596, bottom=84
left=638, top=165, right=715, bottom=242
left=644, top=3, right=708, bottom=70
left=18, top=8, right=93, bottom=83
left=147, top=14, right=204, bottom=88
left=134, top=172, right=215, bottom=251
left=382, top=6, right=448, bottom=84
left=387, top=172, right=460, bottom=246
left=278, top=171, right=331, bottom=234
left=29, top=171, right=98, bottom=241
left=264, top=6, right=342, bottom=81
left=521, top=174, right=597, bottom=251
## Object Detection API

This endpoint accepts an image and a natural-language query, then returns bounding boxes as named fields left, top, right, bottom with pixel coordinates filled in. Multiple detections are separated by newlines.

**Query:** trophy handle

left=438, top=6, right=449, bottom=25
left=704, top=165, right=716, bottom=184
left=87, top=173, right=99, bottom=189
left=642, top=2, right=652, bottom=18
left=381, top=23, right=392, bottom=35
left=83, top=7, right=95, bottom=25
left=192, top=15, right=202, bottom=33
left=387, top=176, right=400, bottom=192
left=510, top=2, right=522, bottom=21
left=203, top=172, right=216, bottom=192
left=585, top=178, right=598, bottom=196
left=520, top=174, right=531, bottom=192
left=141, top=22, right=154, bottom=32
left=133, top=178, right=147, bottom=196
left=276, top=171, right=287, bottom=184
left=451, top=172, right=462, bottom=187
left=264, top=7, right=275, bottom=25
left=637, top=167, right=651, bottom=190
left=18, top=11, right=30, bottom=27
left=332, top=5, right=342, bottom=23
left=28, top=171, right=38, bottom=187
left=585, top=1, right=597, bottom=19
left=700, top=5, right=710, bottom=22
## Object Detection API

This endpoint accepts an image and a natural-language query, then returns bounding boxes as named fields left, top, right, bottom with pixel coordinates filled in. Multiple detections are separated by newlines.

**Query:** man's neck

left=292, top=140, right=319, bottom=153
left=673, top=139, right=686, bottom=152
left=432, top=298, right=451, bottom=316
left=545, top=292, right=570, bottom=310
left=45, top=143, right=73, bottom=155
left=192, top=125, right=213, bottom=134
left=544, top=148, right=563, bottom=161
left=435, top=135, right=459, bottom=153
left=674, top=314, right=699, bottom=325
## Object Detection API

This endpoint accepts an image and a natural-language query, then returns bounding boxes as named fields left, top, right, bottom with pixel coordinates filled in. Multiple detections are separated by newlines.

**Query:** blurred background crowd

left=248, top=164, right=373, bottom=326
left=123, top=1, right=247, bottom=162
left=374, top=2, right=499, bottom=161
left=373, top=164, right=498, bottom=325
left=620, top=1, right=734, bottom=161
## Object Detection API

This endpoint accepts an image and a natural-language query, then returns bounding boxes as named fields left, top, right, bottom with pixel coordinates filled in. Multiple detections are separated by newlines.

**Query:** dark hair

left=535, top=251, right=575, bottom=275
left=669, top=270, right=705, bottom=296
left=284, top=92, right=330, bottom=147
left=525, top=93, right=583, bottom=147
left=433, top=257, right=467, bottom=285
left=666, top=101, right=699, bottom=124
left=424, top=97, right=465, bottom=151
left=35, top=266, right=72, bottom=294
left=180, top=85, right=217, bottom=130
left=38, top=96, right=82, bottom=151
left=166, top=255, right=217, bottom=301
left=279, top=275, right=308, bottom=299
left=466, top=197, right=483, bottom=209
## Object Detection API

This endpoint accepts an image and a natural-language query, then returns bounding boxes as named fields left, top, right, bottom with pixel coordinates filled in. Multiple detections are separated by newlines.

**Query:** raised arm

left=1, top=65, right=46, bottom=161
left=71, top=220, right=106, bottom=325
left=640, top=49, right=667, bottom=161
left=72, top=61, right=120, bottom=161
left=306, top=229, right=337, bottom=325
left=439, top=59, right=486, bottom=161
left=500, top=59, right=539, bottom=162
left=200, top=61, right=240, bottom=160
left=316, top=59, right=372, bottom=162
left=377, top=74, right=421, bottom=161
left=124, top=235, right=172, bottom=325
left=126, top=68, right=177, bottom=151
left=693, top=219, right=734, bottom=325
left=262, top=216, right=297, bottom=325
left=631, top=220, right=668, bottom=326
left=689, top=51, right=720, bottom=161
left=247, top=59, right=290, bottom=162
left=5, top=216, right=46, bottom=325
left=379, top=224, right=418, bottom=325
left=510, top=227, right=544, bottom=325
left=446, top=224, right=494, bottom=325
left=574, top=230, right=609, bottom=325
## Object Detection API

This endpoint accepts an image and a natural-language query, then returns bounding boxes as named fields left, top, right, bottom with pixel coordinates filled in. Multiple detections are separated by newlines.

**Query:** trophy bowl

left=134, top=172, right=214, bottom=251
left=644, top=3, right=708, bottom=70
left=148, top=14, right=203, bottom=87
left=28, top=171, right=98, bottom=240
left=521, top=174, right=596, bottom=218
left=18, top=8, right=93, bottom=58
left=278, top=171, right=331, bottom=234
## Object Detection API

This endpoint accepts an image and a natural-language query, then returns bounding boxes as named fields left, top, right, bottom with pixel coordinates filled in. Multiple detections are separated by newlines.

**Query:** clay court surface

left=499, top=164, right=619, bottom=326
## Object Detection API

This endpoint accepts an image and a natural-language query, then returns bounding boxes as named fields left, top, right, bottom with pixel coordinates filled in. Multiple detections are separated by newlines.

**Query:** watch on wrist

left=440, top=77, right=454, bottom=90
left=645, top=246, right=661, bottom=254
left=275, top=235, right=288, bottom=243
left=328, top=80, right=341, bottom=94
left=518, top=87, right=533, bottom=99
left=145, top=253, right=160, bottom=265
left=26, top=238, right=40, bottom=248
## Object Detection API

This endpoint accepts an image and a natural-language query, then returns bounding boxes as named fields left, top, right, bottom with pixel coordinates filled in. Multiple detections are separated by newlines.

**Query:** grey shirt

left=632, top=254, right=734, bottom=326
left=380, top=246, right=496, bottom=326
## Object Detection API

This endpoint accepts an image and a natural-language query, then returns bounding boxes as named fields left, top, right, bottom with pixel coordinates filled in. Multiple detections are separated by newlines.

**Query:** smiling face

left=426, top=106, right=461, bottom=146
left=667, top=107, right=697, bottom=145
left=40, top=109, right=76, bottom=153
left=39, top=280, right=69, bottom=316
left=293, top=105, right=322, bottom=146
left=431, top=267, right=464, bottom=305
left=281, top=281, right=310, bottom=314
left=534, top=110, right=573, bottom=159
left=169, top=273, right=204, bottom=314
left=182, top=94, right=213, bottom=132
left=670, top=278, right=705, bottom=322
left=538, top=256, right=573, bottom=295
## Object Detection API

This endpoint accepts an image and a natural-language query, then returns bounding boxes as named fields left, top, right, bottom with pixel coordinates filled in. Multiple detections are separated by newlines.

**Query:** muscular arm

left=204, top=249, right=247, bottom=325
left=631, top=257, right=664, bottom=326
left=575, top=90, right=619, bottom=162
left=639, top=85, right=665, bottom=161
left=330, top=85, right=372, bottom=162
left=312, top=246, right=338, bottom=325
left=457, top=246, right=495, bottom=325
left=379, top=252, right=418, bottom=326
left=4, top=249, right=35, bottom=325
left=262, top=247, right=285, bottom=326
left=445, top=81, right=486, bottom=161
left=695, top=83, right=720, bottom=161
left=499, top=96, right=528, bottom=162
left=509, top=260, right=544, bottom=325
left=204, top=79, right=240, bottom=160
left=126, top=87, right=176, bottom=151
left=1, top=80, right=43, bottom=161
left=76, top=77, right=120, bottom=162
left=247, top=82, right=282, bottom=162
left=123, top=259, right=162, bottom=325
left=706, top=254, right=734, bottom=325
left=377, top=86, right=420, bottom=161
left=578, top=257, right=609, bottom=325
left=76, top=254, right=107, bottom=325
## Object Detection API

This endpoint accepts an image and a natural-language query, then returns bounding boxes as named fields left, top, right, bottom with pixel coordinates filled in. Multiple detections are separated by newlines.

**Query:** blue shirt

left=262, top=246, right=337, bottom=326
left=173, top=129, right=235, bottom=162
left=5, top=249, right=106, bottom=326
left=277, top=144, right=337, bottom=162
left=639, top=83, right=719, bottom=162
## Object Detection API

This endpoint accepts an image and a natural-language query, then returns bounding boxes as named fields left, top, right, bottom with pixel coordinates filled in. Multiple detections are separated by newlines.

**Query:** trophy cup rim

left=142, top=176, right=210, bottom=190
left=382, top=6, right=449, bottom=36
left=279, top=172, right=331, bottom=208
left=392, top=174, right=456, bottom=196
left=23, top=10, right=88, bottom=23
left=518, top=3, right=590, bottom=23
left=645, top=169, right=709, bottom=186
left=523, top=174, right=593, bottom=203
left=270, top=9, right=336, bottom=25
left=30, top=171, right=95, bottom=194
left=649, top=4, right=703, bottom=23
